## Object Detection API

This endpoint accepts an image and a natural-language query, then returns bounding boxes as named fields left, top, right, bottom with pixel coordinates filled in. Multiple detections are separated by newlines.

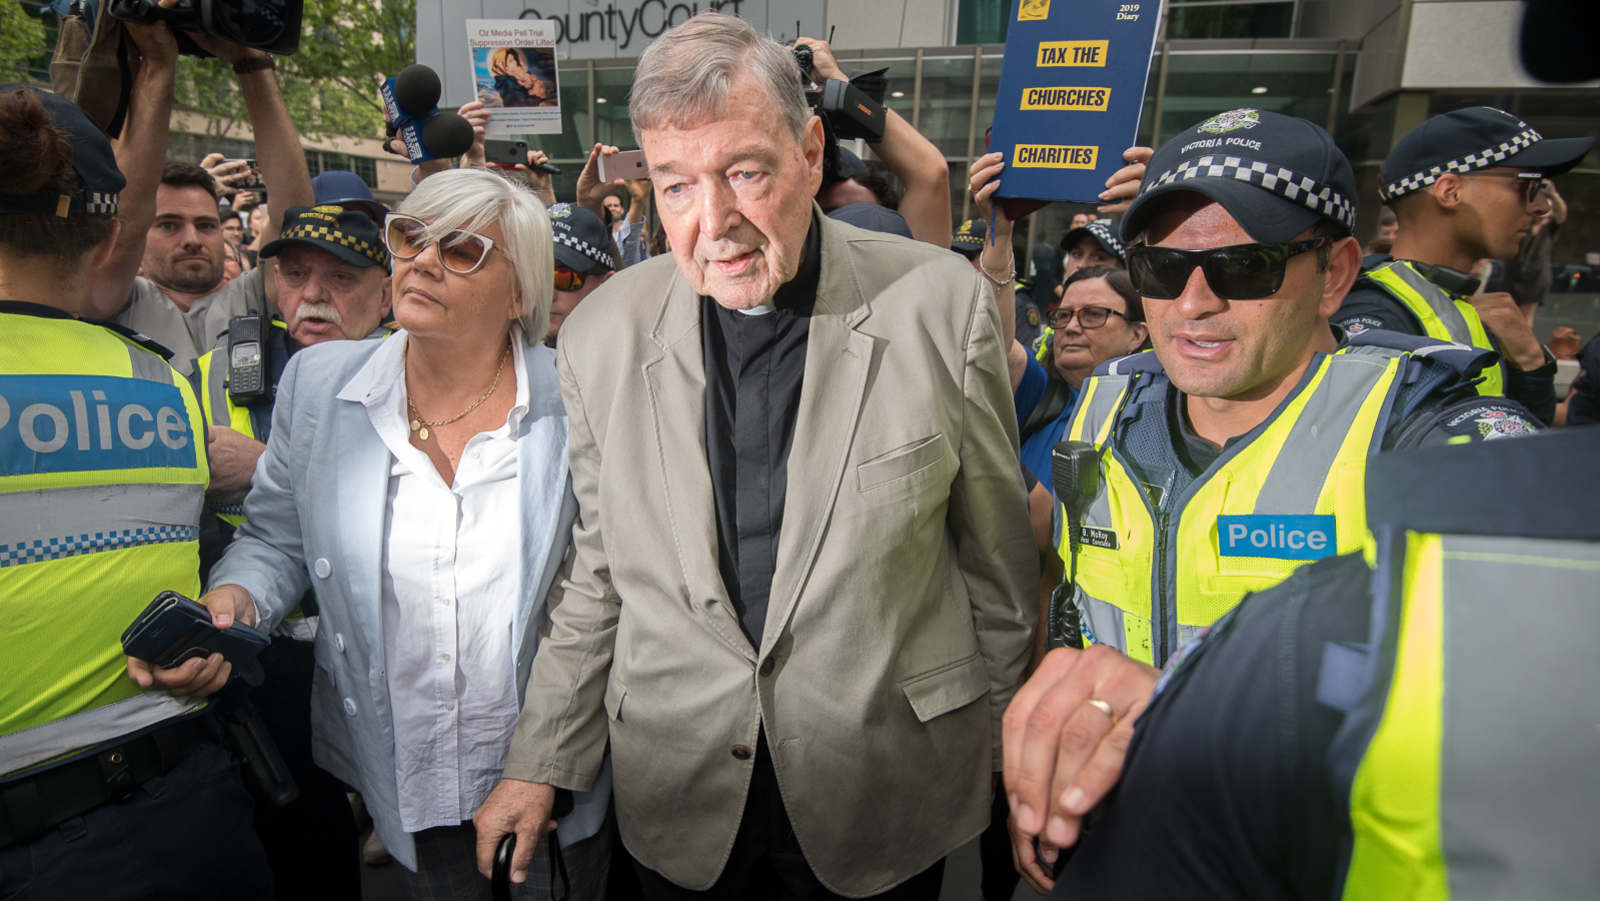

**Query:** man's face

left=602, top=195, right=624, bottom=223
left=1141, top=198, right=1334, bottom=402
left=144, top=184, right=225, bottom=295
left=1376, top=219, right=1398, bottom=242
left=1455, top=168, right=1540, bottom=260
left=1063, top=236, right=1118, bottom=283
left=1070, top=212, right=1099, bottom=229
left=273, top=244, right=392, bottom=345
left=248, top=204, right=271, bottom=235
left=642, top=74, right=825, bottom=310
left=549, top=266, right=612, bottom=337
left=221, top=218, right=244, bottom=244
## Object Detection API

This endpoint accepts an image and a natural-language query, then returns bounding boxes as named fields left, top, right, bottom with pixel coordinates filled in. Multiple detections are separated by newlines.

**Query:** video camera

left=793, top=44, right=886, bottom=144
left=107, top=0, right=302, bottom=56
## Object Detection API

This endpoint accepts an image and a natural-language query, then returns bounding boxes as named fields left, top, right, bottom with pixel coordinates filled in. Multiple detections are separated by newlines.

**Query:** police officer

left=1336, top=107, right=1593, bottom=424
left=1005, top=428, right=1599, bottom=898
left=0, top=85, right=270, bottom=897
left=192, top=204, right=392, bottom=898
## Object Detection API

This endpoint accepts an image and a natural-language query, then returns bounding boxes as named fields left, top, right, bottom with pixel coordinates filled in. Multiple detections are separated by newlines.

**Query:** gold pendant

left=419, top=425, right=430, bottom=440
left=410, top=418, right=421, bottom=432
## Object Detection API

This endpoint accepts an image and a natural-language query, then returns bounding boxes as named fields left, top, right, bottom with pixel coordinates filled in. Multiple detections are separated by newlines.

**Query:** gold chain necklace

left=406, top=345, right=509, bottom=441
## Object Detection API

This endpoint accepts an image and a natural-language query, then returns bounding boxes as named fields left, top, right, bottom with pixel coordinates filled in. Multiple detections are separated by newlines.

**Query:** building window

left=1166, top=0, right=1295, bottom=40
left=957, top=0, right=1010, bottom=45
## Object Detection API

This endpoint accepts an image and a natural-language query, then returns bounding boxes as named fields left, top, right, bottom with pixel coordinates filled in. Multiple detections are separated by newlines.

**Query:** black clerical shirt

left=701, top=219, right=821, bottom=647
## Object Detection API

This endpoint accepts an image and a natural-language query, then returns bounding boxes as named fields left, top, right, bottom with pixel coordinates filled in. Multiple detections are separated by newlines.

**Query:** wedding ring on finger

left=1084, top=697, right=1115, bottom=719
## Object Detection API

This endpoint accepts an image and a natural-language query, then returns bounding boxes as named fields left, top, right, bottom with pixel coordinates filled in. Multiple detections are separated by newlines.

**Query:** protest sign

left=990, top=0, right=1164, bottom=218
left=467, top=19, right=562, bottom=136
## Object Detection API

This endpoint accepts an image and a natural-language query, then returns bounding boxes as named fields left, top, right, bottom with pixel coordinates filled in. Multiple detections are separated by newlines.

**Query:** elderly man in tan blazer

left=475, top=12, right=1036, bottom=899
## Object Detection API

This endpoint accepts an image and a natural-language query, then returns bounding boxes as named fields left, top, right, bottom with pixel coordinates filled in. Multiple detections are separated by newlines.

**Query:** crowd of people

left=1, top=8, right=1596, bottom=901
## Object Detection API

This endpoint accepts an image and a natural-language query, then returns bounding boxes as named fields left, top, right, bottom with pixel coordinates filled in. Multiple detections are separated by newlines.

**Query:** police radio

left=227, top=314, right=269, bottom=404
left=1050, top=440, right=1102, bottom=649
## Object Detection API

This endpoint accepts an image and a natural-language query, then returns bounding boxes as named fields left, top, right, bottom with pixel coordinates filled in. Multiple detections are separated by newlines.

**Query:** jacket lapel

left=640, top=272, right=752, bottom=660
left=762, top=217, right=877, bottom=656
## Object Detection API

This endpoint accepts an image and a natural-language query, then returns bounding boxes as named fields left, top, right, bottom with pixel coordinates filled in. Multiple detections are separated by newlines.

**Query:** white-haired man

left=474, top=11, right=1035, bottom=900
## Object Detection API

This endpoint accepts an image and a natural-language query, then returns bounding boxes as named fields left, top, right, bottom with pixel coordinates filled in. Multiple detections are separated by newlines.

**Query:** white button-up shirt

left=363, top=331, right=530, bottom=832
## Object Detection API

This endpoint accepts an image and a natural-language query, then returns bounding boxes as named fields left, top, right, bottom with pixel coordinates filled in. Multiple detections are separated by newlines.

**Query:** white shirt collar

left=338, top=325, right=531, bottom=431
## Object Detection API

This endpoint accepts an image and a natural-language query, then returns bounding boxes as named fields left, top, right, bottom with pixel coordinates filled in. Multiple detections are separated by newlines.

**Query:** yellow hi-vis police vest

left=0, top=308, right=209, bottom=776
left=193, top=320, right=288, bottom=528
left=1058, top=346, right=1412, bottom=667
left=1334, top=429, right=1599, bottom=899
left=1360, top=260, right=1503, bottom=397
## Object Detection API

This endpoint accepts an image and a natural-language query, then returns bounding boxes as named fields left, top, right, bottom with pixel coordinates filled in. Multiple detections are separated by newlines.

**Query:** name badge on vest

left=1217, top=514, right=1335, bottom=561
left=1078, top=526, right=1118, bottom=550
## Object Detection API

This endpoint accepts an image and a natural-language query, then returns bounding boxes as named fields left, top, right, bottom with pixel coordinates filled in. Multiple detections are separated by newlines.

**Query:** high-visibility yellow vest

left=0, top=306, right=209, bottom=775
left=1359, top=260, right=1504, bottom=397
left=1335, top=429, right=1598, bottom=899
left=1055, top=342, right=1441, bottom=667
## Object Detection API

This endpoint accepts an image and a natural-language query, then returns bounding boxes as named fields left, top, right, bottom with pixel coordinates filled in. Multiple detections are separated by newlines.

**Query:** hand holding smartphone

left=599, top=149, right=648, bottom=183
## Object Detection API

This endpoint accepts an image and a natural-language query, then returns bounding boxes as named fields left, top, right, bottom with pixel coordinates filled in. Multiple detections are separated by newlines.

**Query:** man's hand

left=625, top=176, right=651, bottom=221
left=793, top=36, right=847, bottom=83
left=473, top=779, right=558, bottom=884
left=184, top=30, right=267, bottom=69
left=968, top=152, right=1010, bottom=235
left=458, top=100, right=492, bottom=169
left=576, top=144, right=628, bottom=216
left=1098, top=146, right=1153, bottom=215
left=125, top=584, right=259, bottom=696
left=1470, top=291, right=1547, bottom=371
left=200, top=153, right=253, bottom=199
left=520, top=149, right=557, bottom=206
left=122, top=20, right=179, bottom=70
left=1002, top=644, right=1159, bottom=893
left=207, top=426, right=266, bottom=495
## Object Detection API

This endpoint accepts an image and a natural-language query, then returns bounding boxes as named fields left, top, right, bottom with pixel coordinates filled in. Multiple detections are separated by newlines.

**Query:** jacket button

left=730, top=744, right=752, bottom=760
left=343, top=698, right=357, bottom=717
left=759, top=658, right=774, bottom=676
left=335, top=633, right=346, bottom=653
left=314, top=558, right=332, bottom=579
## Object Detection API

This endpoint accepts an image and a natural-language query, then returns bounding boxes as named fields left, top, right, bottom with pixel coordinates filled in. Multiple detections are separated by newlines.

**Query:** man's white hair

left=628, top=10, right=809, bottom=143
left=395, top=168, right=553, bottom=342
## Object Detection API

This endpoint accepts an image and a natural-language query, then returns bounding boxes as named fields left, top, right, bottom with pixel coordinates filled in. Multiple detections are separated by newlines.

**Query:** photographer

left=795, top=37, right=953, bottom=249
left=93, top=14, right=313, bottom=377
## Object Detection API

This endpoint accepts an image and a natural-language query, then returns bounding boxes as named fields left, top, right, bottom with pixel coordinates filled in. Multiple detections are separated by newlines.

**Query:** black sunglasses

left=1463, top=170, right=1544, bottom=204
left=1126, top=238, right=1331, bottom=301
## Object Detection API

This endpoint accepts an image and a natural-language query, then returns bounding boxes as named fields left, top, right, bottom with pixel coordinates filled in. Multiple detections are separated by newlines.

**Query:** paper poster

left=989, top=0, right=1164, bottom=217
left=466, top=18, right=561, bottom=136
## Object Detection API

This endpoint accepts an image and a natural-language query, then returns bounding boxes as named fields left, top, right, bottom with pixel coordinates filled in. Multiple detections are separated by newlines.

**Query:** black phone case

left=122, top=590, right=270, bottom=668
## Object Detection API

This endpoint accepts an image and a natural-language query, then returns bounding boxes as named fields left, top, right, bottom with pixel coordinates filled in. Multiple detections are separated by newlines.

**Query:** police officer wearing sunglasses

left=1335, top=107, right=1592, bottom=425
left=545, top=202, right=618, bottom=344
left=1009, top=107, right=1543, bottom=893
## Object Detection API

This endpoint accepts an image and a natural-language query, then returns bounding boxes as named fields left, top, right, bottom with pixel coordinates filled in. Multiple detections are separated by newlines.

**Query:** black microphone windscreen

left=394, top=64, right=443, bottom=115
left=420, top=112, right=476, bottom=160
left=1520, top=0, right=1600, bottom=83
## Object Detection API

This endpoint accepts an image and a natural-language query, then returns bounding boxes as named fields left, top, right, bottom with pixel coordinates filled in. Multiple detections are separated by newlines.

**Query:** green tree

left=176, top=0, right=415, bottom=140
left=0, top=1, right=48, bottom=82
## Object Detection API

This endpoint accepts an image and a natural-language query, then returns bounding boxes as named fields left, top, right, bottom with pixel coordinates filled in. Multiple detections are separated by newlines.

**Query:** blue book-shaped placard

left=990, top=0, right=1164, bottom=217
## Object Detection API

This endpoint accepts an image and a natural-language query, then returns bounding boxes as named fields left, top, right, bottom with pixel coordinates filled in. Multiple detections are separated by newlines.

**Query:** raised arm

left=969, top=152, right=1030, bottom=393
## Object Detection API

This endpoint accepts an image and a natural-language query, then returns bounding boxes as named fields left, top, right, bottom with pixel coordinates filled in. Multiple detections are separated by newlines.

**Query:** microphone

left=380, top=64, right=474, bottom=163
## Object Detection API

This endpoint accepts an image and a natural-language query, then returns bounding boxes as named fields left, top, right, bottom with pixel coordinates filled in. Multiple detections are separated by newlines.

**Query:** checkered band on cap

left=1085, top=221, right=1125, bottom=259
left=555, top=231, right=615, bottom=270
left=280, top=221, right=389, bottom=267
left=1379, top=127, right=1543, bottom=201
left=84, top=192, right=118, bottom=216
left=1149, top=154, right=1356, bottom=231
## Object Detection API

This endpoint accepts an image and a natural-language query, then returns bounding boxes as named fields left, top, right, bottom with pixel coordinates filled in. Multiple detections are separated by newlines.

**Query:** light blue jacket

left=209, top=335, right=611, bottom=870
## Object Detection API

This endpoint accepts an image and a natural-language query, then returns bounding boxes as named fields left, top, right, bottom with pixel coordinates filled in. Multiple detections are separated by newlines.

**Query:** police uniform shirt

left=113, top=268, right=268, bottom=377
left=1566, top=334, right=1600, bottom=427
left=1053, top=552, right=1371, bottom=899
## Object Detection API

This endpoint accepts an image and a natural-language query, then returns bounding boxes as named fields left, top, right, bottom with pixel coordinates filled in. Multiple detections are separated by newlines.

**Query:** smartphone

left=121, top=591, right=270, bottom=669
left=599, top=149, right=649, bottom=182
left=225, top=158, right=266, bottom=190
left=484, top=139, right=528, bottom=167
left=227, top=314, right=269, bottom=403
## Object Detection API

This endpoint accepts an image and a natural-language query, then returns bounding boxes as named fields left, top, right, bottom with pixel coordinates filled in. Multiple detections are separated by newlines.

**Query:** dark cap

left=548, top=202, right=616, bottom=273
left=1060, top=219, right=1126, bottom=263
left=312, top=170, right=388, bottom=223
left=827, top=201, right=913, bottom=239
left=1379, top=106, right=1594, bottom=202
left=952, top=217, right=988, bottom=253
left=260, top=205, right=389, bottom=268
left=0, top=84, right=125, bottom=219
left=1122, top=108, right=1357, bottom=245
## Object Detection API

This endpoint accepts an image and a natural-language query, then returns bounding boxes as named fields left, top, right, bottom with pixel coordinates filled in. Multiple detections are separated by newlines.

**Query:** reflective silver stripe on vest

left=1255, top=351, right=1396, bottom=512
left=1377, top=263, right=1473, bottom=344
left=1437, top=533, right=1600, bottom=900
left=0, top=483, right=204, bottom=568
left=0, top=692, right=205, bottom=775
left=205, top=352, right=231, bottom=427
left=1067, top=373, right=1133, bottom=648
left=124, top=339, right=176, bottom=384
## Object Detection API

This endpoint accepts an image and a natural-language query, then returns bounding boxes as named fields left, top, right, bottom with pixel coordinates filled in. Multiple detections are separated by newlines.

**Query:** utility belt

left=0, top=715, right=210, bottom=848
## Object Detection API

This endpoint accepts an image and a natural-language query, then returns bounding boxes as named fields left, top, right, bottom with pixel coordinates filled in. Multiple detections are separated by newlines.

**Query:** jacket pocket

left=603, top=677, right=627, bottom=723
left=900, top=651, right=989, bottom=723
left=857, top=433, right=951, bottom=493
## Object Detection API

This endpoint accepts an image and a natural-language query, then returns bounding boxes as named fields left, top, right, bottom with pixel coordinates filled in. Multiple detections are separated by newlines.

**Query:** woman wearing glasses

left=192, top=168, right=612, bottom=900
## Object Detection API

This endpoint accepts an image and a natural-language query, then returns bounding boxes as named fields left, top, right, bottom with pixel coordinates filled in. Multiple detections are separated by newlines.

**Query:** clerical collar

left=730, top=214, right=820, bottom=316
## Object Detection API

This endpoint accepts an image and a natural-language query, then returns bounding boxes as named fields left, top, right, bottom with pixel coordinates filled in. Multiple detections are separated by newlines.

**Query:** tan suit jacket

left=504, top=213, right=1036, bottom=896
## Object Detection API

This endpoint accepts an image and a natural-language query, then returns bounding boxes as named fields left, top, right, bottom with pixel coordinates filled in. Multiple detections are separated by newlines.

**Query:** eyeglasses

left=1126, top=238, right=1331, bottom=301
left=1462, top=170, right=1544, bottom=204
left=383, top=213, right=501, bottom=274
left=1046, top=305, right=1127, bottom=330
left=554, top=265, right=588, bottom=292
